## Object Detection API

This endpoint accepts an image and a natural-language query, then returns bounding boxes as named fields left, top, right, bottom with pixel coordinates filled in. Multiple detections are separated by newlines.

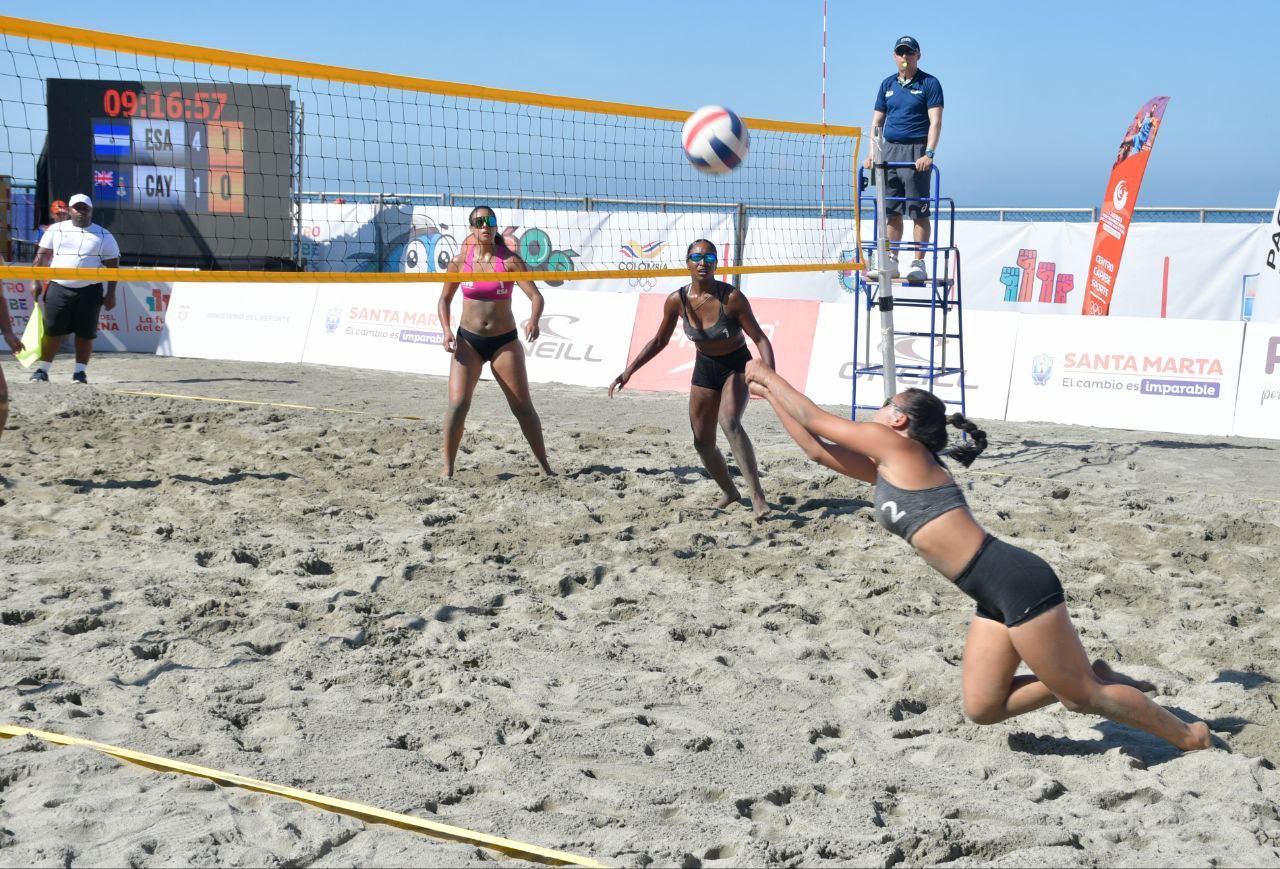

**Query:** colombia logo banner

left=1083, top=96, right=1170, bottom=316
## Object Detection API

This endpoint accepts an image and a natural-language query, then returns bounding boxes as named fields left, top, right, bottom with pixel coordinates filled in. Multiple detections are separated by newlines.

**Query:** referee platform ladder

left=852, top=161, right=966, bottom=419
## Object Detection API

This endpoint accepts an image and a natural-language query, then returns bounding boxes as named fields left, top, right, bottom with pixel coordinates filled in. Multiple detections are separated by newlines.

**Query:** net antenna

left=819, top=0, right=828, bottom=235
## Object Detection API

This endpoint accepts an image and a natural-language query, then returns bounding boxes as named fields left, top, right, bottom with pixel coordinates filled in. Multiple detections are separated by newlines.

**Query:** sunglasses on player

left=469, top=215, right=498, bottom=229
left=894, top=47, right=918, bottom=57
left=688, top=252, right=718, bottom=264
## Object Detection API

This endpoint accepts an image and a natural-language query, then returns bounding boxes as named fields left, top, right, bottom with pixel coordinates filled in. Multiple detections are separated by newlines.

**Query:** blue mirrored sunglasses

left=688, top=252, right=718, bottom=263
left=469, top=215, right=497, bottom=228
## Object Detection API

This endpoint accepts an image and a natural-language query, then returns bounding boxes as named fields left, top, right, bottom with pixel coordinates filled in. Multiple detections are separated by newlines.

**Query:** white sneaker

left=866, top=254, right=899, bottom=280
left=905, top=259, right=928, bottom=281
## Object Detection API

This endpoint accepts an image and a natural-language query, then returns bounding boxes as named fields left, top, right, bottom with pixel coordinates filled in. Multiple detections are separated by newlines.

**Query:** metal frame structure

left=851, top=160, right=965, bottom=419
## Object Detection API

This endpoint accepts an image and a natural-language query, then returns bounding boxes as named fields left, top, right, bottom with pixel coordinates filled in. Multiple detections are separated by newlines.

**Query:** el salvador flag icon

left=93, top=121, right=130, bottom=157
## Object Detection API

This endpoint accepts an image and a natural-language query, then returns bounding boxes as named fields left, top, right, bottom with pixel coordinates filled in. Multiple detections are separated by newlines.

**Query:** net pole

left=872, top=123, right=897, bottom=398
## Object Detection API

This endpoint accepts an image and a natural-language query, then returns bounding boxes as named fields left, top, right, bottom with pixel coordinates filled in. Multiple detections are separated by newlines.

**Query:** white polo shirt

left=37, top=222, right=120, bottom=288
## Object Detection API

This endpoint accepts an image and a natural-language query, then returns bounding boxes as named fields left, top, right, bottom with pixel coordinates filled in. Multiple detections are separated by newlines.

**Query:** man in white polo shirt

left=31, top=193, right=119, bottom=384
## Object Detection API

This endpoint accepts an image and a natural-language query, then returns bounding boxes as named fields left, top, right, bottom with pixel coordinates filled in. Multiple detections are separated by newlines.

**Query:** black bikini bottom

left=458, top=327, right=518, bottom=363
left=691, top=344, right=751, bottom=391
left=953, top=535, right=1066, bottom=627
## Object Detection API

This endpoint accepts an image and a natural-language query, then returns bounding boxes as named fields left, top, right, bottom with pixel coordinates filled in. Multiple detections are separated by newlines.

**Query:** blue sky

left=22, top=1, right=1280, bottom=208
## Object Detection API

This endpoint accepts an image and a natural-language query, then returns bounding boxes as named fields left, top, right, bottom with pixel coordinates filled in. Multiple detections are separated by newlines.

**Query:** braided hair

left=893, top=387, right=989, bottom=468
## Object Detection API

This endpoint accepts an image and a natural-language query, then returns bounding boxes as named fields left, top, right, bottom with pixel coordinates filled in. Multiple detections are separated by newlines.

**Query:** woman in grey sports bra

left=746, top=362, right=1212, bottom=753
left=610, top=239, right=776, bottom=519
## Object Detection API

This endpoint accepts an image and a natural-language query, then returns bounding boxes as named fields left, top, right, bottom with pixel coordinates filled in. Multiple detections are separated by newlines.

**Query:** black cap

left=895, top=35, right=920, bottom=53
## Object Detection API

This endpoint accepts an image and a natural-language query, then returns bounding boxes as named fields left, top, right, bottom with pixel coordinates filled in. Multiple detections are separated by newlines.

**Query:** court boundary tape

left=111, top=389, right=425, bottom=421
left=0, top=724, right=606, bottom=867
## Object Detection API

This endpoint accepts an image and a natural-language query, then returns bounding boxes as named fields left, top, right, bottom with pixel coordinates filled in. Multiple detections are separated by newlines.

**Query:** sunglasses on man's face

left=895, top=47, right=918, bottom=57
left=469, top=215, right=497, bottom=229
left=688, top=252, right=718, bottom=264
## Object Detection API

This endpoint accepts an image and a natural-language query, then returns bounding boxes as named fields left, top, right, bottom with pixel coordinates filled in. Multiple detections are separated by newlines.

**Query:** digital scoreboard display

left=46, top=79, right=294, bottom=268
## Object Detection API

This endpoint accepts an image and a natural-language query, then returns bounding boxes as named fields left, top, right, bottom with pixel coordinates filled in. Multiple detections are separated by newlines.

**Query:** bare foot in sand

left=441, top=466, right=454, bottom=480
left=751, top=492, right=770, bottom=520
left=714, top=488, right=741, bottom=510
left=1181, top=721, right=1213, bottom=752
left=1092, top=659, right=1156, bottom=693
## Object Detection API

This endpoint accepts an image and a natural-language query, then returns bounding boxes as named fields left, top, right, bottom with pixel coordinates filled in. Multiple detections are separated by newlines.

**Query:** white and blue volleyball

left=681, top=105, right=749, bottom=175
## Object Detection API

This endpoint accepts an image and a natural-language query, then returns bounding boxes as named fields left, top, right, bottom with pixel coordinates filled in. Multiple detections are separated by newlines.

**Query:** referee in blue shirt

left=864, top=35, right=943, bottom=282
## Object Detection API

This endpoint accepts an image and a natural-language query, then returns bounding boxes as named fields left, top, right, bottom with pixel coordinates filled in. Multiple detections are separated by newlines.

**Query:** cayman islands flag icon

left=92, top=121, right=130, bottom=157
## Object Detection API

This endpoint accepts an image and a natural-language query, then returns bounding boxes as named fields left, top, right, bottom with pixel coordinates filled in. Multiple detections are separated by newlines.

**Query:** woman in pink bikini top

left=437, top=205, right=553, bottom=479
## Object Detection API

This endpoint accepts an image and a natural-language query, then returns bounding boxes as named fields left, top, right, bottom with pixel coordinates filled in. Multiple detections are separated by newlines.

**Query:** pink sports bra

left=461, top=245, right=515, bottom=301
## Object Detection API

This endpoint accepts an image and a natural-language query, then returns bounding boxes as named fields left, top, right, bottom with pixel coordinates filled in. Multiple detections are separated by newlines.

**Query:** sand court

left=1, top=353, right=1278, bottom=867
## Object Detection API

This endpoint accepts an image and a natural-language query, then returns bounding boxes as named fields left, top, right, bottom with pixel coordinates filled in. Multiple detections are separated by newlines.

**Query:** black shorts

left=44, top=282, right=104, bottom=340
left=692, top=345, right=751, bottom=391
left=954, top=535, right=1066, bottom=627
left=457, top=327, right=518, bottom=363
left=882, top=141, right=931, bottom=218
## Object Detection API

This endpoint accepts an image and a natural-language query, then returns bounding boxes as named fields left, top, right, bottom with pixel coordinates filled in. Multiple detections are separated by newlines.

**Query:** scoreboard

left=46, top=80, right=294, bottom=268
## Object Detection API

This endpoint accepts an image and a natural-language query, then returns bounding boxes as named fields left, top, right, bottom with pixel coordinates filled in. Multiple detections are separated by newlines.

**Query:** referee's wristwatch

left=924, top=149, right=936, bottom=159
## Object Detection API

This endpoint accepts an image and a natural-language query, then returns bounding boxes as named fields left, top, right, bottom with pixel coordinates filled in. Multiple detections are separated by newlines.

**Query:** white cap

left=68, top=193, right=93, bottom=209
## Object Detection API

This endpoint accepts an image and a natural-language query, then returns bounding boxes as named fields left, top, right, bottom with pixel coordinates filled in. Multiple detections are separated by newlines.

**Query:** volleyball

left=681, top=105, right=750, bottom=175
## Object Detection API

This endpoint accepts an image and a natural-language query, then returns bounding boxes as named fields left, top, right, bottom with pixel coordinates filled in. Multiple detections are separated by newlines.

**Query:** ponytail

left=942, top=413, right=988, bottom=467
left=894, top=388, right=990, bottom=468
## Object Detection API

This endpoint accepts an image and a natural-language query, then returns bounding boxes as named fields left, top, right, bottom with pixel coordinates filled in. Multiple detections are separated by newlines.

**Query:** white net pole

left=872, top=124, right=897, bottom=398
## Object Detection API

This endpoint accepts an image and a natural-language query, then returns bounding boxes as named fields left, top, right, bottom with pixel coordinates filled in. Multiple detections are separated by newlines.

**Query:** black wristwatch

left=924, top=149, right=936, bottom=158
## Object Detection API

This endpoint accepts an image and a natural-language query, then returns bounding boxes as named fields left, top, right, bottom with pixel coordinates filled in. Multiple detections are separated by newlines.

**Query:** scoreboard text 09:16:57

left=93, top=86, right=244, bottom=214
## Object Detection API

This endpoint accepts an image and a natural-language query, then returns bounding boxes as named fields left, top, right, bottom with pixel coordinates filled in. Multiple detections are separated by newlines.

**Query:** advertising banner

left=1250, top=190, right=1280, bottom=323
left=1082, top=96, right=1170, bottom=315
left=92, top=280, right=174, bottom=353
left=1006, top=314, right=1244, bottom=436
left=1232, top=322, right=1280, bottom=439
left=804, top=305, right=1018, bottom=421
left=301, top=283, right=456, bottom=377
left=158, top=283, right=317, bottom=364
left=508, top=289, right=641, bottom=388
left=623, top=292, right=820, bottom=394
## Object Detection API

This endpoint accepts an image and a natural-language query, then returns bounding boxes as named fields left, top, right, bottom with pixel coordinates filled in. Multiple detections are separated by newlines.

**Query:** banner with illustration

left=1082, top=96, right=1170, bottom=316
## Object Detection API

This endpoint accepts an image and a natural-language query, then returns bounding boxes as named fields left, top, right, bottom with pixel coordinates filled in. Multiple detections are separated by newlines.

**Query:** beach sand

left=2, top=353, right=1278, bottom=867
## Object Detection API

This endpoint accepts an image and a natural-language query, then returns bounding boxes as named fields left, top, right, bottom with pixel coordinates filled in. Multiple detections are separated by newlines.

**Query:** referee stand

left=852, top=146, right=966, bottom=420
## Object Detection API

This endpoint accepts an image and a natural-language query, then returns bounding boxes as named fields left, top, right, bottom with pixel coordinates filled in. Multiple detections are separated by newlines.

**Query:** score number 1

left=206, top=121, right=244, bottom=215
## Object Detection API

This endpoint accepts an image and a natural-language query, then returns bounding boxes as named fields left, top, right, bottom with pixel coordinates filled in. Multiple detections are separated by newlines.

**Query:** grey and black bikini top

left=873, top=475, right=970, bottom=543
left=679, top=282, right=743, bottom=343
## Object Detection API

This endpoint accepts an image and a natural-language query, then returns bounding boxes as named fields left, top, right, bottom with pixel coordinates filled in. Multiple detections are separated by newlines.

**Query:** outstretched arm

left=609, top=293, right=679, bottom=397
left=749, top=376, right=877, bottom=483
left=747, top=361, right=901, bottom=473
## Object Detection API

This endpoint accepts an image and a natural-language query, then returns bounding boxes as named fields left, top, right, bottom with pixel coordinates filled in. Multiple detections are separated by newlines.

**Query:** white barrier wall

left=804, top=304, right=1018, bottom=421
left=1005, top=315, right=1245, bottom=437
left=158, top=283, right=316, bottom=364
left=302, top=284, right=456, bottom=377
left=1233, top=323, right=1280, bottom=439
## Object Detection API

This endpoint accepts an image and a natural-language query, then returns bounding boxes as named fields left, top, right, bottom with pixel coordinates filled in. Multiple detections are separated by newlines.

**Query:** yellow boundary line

left=0, top=16, right=859, bottom=138
left=112, top=389, right=423, bottom=420
left=0, top=724, right=606, bottom=867
left=0, top=262, right=864, bottom=284
left=970, top=469, right=1278, bottom=506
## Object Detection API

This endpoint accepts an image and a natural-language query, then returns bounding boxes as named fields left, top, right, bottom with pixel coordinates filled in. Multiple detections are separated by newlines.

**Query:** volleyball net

left=0, top=16, right=861, bottom=286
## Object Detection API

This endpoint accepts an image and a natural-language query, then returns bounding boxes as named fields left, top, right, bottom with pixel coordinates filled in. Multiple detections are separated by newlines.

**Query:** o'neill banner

left=1082, top=96, right=1170, bottom=316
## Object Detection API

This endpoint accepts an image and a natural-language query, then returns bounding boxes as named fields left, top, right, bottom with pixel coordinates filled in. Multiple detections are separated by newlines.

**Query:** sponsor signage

left=301, top=284, right=457, bottom=377
left=623, top=292, right=820, bottom=394
left=509, top=289, right=641, bottom=388
left=1006, top=314, right=1244, bottom=435
left=1083, top=97, right=1170, bottom=316
left=159, top=282, right=316, bottom=363
left=804, top=305, right=1018, bottom=421
left=1232, top=323, right=1280, bottom=439
left=1251, top=189, right=1280, bottom=323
